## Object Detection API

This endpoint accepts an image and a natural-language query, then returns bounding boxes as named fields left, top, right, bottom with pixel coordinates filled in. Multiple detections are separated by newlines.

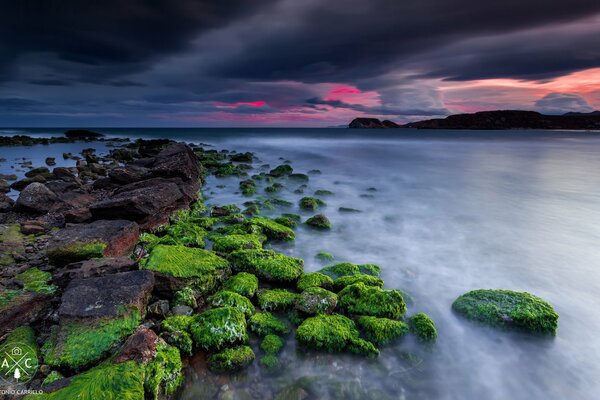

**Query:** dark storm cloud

left=305, top=97, right=448, bottom=116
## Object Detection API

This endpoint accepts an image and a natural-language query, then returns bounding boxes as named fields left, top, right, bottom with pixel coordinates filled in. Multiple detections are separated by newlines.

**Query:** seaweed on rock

left=190, top=307, right=248, bottom=351
left=337, top=283, right=406, bottom=319
left=228, top=249, right=303, bottom=284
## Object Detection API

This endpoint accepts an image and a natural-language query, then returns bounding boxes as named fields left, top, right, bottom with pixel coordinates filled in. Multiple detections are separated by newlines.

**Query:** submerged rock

left=228, top=249, right=303, bottom=284
left=409, top=313, right=438, bottom=342
left=304, top=214, right=332, bottom=230
left=337, top=283, right=406, bottom=319
left=319, top=262, right=381, bottom=280
left=209, top=345, right=255, bottom=373
left=248, top=312, right=290, bottom=336
left=299, top=197, right=325, bottom=211
left=357, top=316, right=408, bottom=345
left=452, top=289, right=559, bottom=334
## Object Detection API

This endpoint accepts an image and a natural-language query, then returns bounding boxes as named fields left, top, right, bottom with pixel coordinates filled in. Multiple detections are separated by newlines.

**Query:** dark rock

left=114, top=326, right=159, bottom=364
left=20, top=222, right=46, bottom=235
left=151, top=142, right=202, bottom=182
left=52, top=167, right=80, bottom=184
left=63, top=207, right=92, bottom=223
left=0, top=173, right=17, bottom=181
left=0, top=291, right=52, bottom=337
left=0, top=193, right=14, bottom=212
left=15, top=182, right=60, bottom=213
left=171, top=305, right=194, bottom=316
left=10, top=176, right=46, bottom=191
left=53, top=256, right=137, bottom=288
left=45, top=157, right=56, bottom=166
left=147, top=300, right=170, bottom=319
left=109, top=148, right=136, bottom=162
left=0, top=179, right=9, bottom=193
left=64, top=129, right=104, bottom=139
left=349, top=118, right=393, bottom=129
left=25, top=167, right=50, bottom=178
left=108, top=165, right=152, bottom=184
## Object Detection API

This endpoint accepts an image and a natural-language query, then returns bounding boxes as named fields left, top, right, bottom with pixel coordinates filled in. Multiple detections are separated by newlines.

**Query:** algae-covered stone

left=297, top=272, right=334, bottom=291
left=409, top=313, right=437, bottom=342
left=211, top=204, right=241, bottom=217
left=15, top=267, right=57, bottom=295
left=259, top=354, right=280, bottom=370
left=144, top=341, right=184, bottom=398
left=165, top=220, right=207, bottom=248
left=257, top=289, right=298, bottom=312
left=248, top=312, right=290, bottom=336
left=142, top=245, right=230, bottom=295
left=337, top=283, right=406, bottom=319
left=208, top=345, right=255, bottom=373
left=223, top=272, right=259, bottom=298
left=332, top=274, right=384, bottom=292
left=245, top=217, right=295, bottom=241
left=315, top=251, right=335, bottom=262
left=239, top=179, right=256, bottom=196
left=269, top=164, right=293, bottom=177
left=319, top=262, right=381, bottom=280
left=208, top=290, right=255, bottom=318
left=42, top=370, right=64, bottom=386
left=173, top=287, right=198, bottom=309
left=299, top=197, right=325, bottom=211
left=260, top=334, right=285, bottom=354
left=357, top=316, right=409, bottom=345
left=452, top=289, right=559, bottom=334
left=160, top=315, right=194, bottom=355
left=229, top=249, right=303, bottom=284
left=296, top=287, right=337, bottom=315
left=212, top=234, right=264, bottom=253
left=190, top=307, right=248, bottom=351
left=305, top=214, right=332, bottom=230
left=296, top=314, right=379, bottom=357
left=314, top=190, right=334, bottom=196
left=0, top=326, right=39, bottom=383
left=273, top=216, right=297, bottom=228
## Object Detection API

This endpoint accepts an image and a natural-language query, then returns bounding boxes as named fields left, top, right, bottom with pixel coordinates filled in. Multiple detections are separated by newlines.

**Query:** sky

left=0, top=0, right=599, bottom=127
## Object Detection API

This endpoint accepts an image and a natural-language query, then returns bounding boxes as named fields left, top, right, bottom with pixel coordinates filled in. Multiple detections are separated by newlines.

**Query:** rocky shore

left=0, top=133, right=559, bottom=399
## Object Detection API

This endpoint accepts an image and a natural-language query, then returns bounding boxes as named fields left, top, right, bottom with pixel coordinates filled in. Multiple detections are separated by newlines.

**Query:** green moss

left=409, top=313, right=438, bottom=342
left=296, top=287, right=338, bottom=315
left=212, top=234, right=264, bottom=253
left=190, top=307, right=248, bottom=351
left=230, top=152, right=253, bottom=162
left=165, top=220, right=207, bottom=248
left=239, top=180, right=257, bottom=196
left=214, top=163, right=245, bottom=177
left=338, top=207, right=361, bottom=213
left=42, top=310, right=141, bottom=370
left=282, top=213, right=301, bottom=222
left=248, top=312, right=290, bottom=336
left=208, top=290, right=255, bottom=318
left=160, top=316, right=194, bottom=356
left=271, top=198, right=293, bottom=207
left=452, top=289, right=559, bottom=335
left=287, top=309, right=306, bottom=326
left=265, top=183, right=283, bottom=193
left=319, top=262, right=381, bottom=280
left=269, top=164, right=293, bottom=177
left=229, top=249, right=304, bottom=284
left=219, top=213, right=246, bottom=225
left=145, top=341, right=183, bottom=399
left=257, top=289, right=298, bottom=312
left=0, top=289, right=22, bottom=309
left=142, top=245, right=230, bottom=294
left=297, top=272, right=334, bottom=292
left=305, top=214, right=332, bottom=230
left=42, top=370, right=64, bottom=386
left=47, top=241, right=106, bottom=266
left=208, top=345, right=255, bottom=373
left=316, top=252, right=335, bottom=262
left=289, top=173, right=309, bottom=182
left=223, top=272, right=259, bottom=298
left=0, top=326, right=39, bottom=383
left=314, top=190, right=334, bottom=196
left=245, top=217, right=295, bottom=241
left=357, top=316, right=409, bottom=345
left=260, top=334, right=285, bottom=354
left=338, top=283, right=406, bottom=319
left=173, top=287, right=198, bottom=309
left=273, top=217, right=297, bottom=228
left=299, top=197, right=325, bottom=211
left=332, top=274, right=384, bottom=292
left=259, top=354, right=279, bottom=370
left=296, top=314, right=379, bottom=358
left=15, top=267, right=57, bottom=295
left=211, top=204, right=241, bottom=217
left=28, top=361, right=145, bottom=400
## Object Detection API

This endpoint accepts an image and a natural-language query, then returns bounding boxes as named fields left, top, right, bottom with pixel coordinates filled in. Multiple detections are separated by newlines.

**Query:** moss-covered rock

left=15, top=267, right=57, bottom=295
left=259, top=354, right=279, bottom=370
left=296, top=287, right=337, bottom=315
left=296, top=314, right=379, bottom=358
left=190, top=307, right=248, bottom=351
left=223, top=272, right=259, bottom=298
left=269, top=164, right=293, bottom=177
left=409, top=313, right=438, bottom=342
left=230, top=152, right=253, bottom=162
left=452, top=289, right=558, bottom=334
left=297, top=272, right=334, bottom=291
left=273, top=216, right=297, bottom=228
left=142, top=245, right=230, bottom=295
left=357, top=316, right=409, bottom=345
left=289, top=173, right=309, bottom=182
left=332, top=274, right=384, bottom=292
left=160, top=315, right=194, bottom=355
left=42, top=370, right=64, bottom=386
left=47, top=241, right=107, bottom=266
left=265, top=183, right=284, bottom=193
left=337, top=283, right=406, bottom=319
left=282, top=213, right=301, bottom=222
left=260, top=334, right=285, bottom=354
left=229, top=249, right=304, bottom=284
left=172, top=287, right=198, bottom=309
left=211, top=204, right=241, bottom=217
left=305, top=214, right=332, bottom=230
left=338, top=207, right=361, bottom=213
left=211, top=234, right=264, bottom=253
left=245, top=217, right=295, bottom=241
left=165, top=220, right=207, bottom=248
left=239, top=179, right=256, bottom=196
left=315, top=251, right=335, bottom=262
left=0, top=326, right=39, bottom=383
left=299, top=197, right=325, bottom=211
left=248, top=312, right=290, bottom=336
left=319, top=262, right=381, bottom=280
left=208, top=345, right=255, bottom=373
left=208, top=290, right=255, bottom=318
left=258, top=289, right=298, bottom=312
left=144, top=341, right=184, bottom=399
left=314, top=190, right=334, bottom=196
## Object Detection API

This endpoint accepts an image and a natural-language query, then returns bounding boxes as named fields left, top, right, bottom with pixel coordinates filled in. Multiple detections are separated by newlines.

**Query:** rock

left=108, top=165, right=152, bottom=184
left=15, top=182, right=60, bottom=213
left=25, top=166, right=50, bottom=177
left=299, top=197, right=325, bottom=211
left=45, top=157, right=56, bottom=166
left=151, top=142, right=202, bottom=182
left=0, top=179, right=10, bottom=193
left=190, top=307, right=248, bottom=351
left=63, top=207, right=92, bottom=223
left=349, top=118, right=399, bottom=128
left=46, top=219, right=140, bottom=266
left=171, top=305, right=194, bottom=316
left=114, top=326, right=159, bottom=364
left=304, top=214, right=332, bottom=230
left=0, top=173, right=17, bottom=181
left=269, top=164, right=293, bottom=177
left=332, top=274, right=383, bottom=291
left=10, top=175, right=45, bottom=191
left=53, top=256, right=137, bottom=288
left=210, top=204, right=241, bottom=217
left=248, top=312, right=290, bottom=336
left=409, top=313, right=438, bottom=342
left=208, top=290, right=255, bottom=318
left=295, top=287, right=337, bottom=315
left=357, top=316, right=408, bottom=345
left=228, top=249, right=304, bottom=284
left=319, top=262, right=381, bottom=279
left=52, top=167, right=81, bottom=184
left=147, top=300, right=171, bottom=319
left=212, top=234, right=264, bottom=254
left=20, top=222, right=46, bottom=235
left=337, top=283, right=406, bottom=319
left=257, top=289, right=298, bottom=312
left=260, top=334, right=285, bottom=355
left=244, top=217, right=295, bottom=241
left=452, top=289, right=559, bottom=334
left=297, top=272, right=334, bottom=291
left=160, top=316, right=194, bottom=355
left=222, top=272, right=259, bottom=298
left=0, top=193, right=14, bottom=212
left=0, top=291, right=52, bottom=337
left=64, top=129, right=104, bottom=138
left=208, top=345, right=255, bottom=373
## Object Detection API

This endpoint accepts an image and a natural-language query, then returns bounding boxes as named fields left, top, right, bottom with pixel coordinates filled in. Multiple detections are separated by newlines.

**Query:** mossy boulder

left=332, top=274, right=384, bottom=292
left=223, top=272, right=259, bottom=298
left=337, top=283, right=406, bottom=319
left=160, top=315, right=194, bottom=355
left=245, top=217, right=295, bottom=241
left=209, top=345, right=255, bottom=373
left=296, top=287, right=338, bottom=315
left=357, top=316, right=409, bottom=345
left=0, top=326, right=39, bottom=383
left=297, top=272, right=334, bottom=291
left=299, top=197, right=325, bottom=211
left=259, top=354, right=280, bottom=370
left=15, top=267, right=57, bottom=295
left=42, top=370, right=64, bottom=386
left=142, top=245, right=230, bottom=295
left=319, top=262, right=381, bottom=280
left=239, top=179, right=256, bottom=196
left=208, top=290, right=255, bottom=318
left=269, top=164, right=293, bottom=177
left=315, top=251, right=335, bottom=262
left=452, top=289, right=559, bottom=335
left=165, top=220, right=207, bottom=248
left=210, top=204, right=241, bottom=217
left=305, top=214, right=332, bottom=230
left=409, top=313, right=438, bottom=342
left=273, top=216, right=297, bottom=228
left=144, top=340, right=184, bottom=399
left=258, top=289, right=298, bottom=312
left=260, top=334, right=285, bottom=354
left=211, top=234, right=264, bottom=253
left=296, top=314, right=379, bottom=357
left=172, top=287, right=198, bottom=309
left=190, top=307, right=248, bottom=351
left=248, top=312, right=290, bottom=336
left=229, top=249, right=304, bottom=284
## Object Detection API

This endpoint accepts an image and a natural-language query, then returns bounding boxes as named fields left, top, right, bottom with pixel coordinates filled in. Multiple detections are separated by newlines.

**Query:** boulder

left=46, top=219, right=139, bottom=266
left=64, top=129, right=104, bottom=138
left=53, top=256, right=137, bottom=288
left=0, top=193, right=14, bottom=212
left=151, top=142, right=202, bottom=182
left=15, top=182, right=60, bottom=213
left=114, top=326, right=159, bottom=364
left=0, top=291, right=52, bottom=337
left=108, top=165, right=152, bottom=184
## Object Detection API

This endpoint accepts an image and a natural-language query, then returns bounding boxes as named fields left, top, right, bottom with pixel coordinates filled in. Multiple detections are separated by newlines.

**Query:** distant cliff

left=349, top=110, right=600, bottom=130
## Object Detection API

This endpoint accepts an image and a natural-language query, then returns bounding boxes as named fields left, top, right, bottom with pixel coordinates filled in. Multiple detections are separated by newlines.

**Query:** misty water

left=2, top=128, right=600, bottom=399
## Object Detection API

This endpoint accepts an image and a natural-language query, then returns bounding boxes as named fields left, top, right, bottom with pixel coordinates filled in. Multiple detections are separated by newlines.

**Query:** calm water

left=2, top=128, right=600, bottom=399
